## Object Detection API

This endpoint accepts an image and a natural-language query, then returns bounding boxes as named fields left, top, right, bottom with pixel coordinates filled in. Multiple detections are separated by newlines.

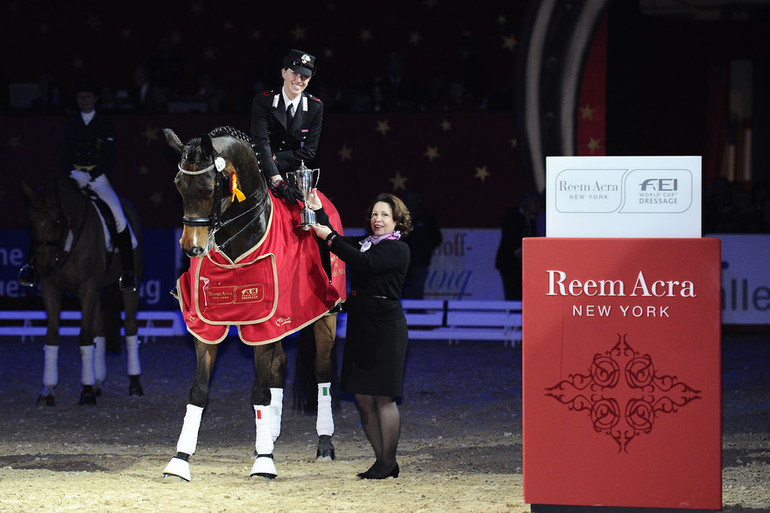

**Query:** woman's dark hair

left=364, top=193, right=413, bottom=237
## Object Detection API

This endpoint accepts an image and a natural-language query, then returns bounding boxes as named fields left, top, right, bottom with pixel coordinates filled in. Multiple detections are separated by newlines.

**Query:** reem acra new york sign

left=546, top=156, right=701, bottom=238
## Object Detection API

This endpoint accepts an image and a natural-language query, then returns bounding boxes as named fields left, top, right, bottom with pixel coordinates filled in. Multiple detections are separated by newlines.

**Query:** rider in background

left=18, top=79, right=137, bottom=293
left=250, top=49, right=322, bottom=204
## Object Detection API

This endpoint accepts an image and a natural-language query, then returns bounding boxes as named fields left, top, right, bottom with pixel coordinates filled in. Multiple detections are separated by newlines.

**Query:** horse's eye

left=203, top=187, right=214, bottom=197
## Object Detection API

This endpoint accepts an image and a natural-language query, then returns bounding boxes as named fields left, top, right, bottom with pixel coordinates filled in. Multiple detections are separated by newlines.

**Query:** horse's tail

left=292, top=325, right=341, bottom=413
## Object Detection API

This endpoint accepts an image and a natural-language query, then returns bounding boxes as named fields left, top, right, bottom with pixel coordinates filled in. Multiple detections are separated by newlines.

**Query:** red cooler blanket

left=177, top=191, right=346, bottom=345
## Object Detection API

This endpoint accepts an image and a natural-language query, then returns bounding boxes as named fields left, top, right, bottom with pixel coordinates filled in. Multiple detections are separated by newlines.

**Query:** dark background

left=2, top=0, right=769, bottom=230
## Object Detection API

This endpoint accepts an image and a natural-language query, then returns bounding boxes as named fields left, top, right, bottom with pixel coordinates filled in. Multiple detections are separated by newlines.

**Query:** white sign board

left=546, top=156, right=702, bottom=237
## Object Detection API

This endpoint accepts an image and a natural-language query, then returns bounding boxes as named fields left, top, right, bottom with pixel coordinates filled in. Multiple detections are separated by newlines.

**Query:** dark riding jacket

left=61, top=112, right=116, bottom=178
left=250, top=89, right=323, bottom=179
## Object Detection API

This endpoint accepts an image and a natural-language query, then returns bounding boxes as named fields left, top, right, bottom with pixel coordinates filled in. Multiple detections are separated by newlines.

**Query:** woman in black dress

left=307, top=191, right=412, bottom=480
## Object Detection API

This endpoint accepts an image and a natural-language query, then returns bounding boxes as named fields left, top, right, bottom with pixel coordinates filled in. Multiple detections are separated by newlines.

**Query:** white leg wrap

left=80, top=345, right=95, bottom=386
left=254, top=405, right=274, bottom=456
left=316, top=382, right=334, bottom=436
left=94, top=336, right=107, bottom=384
left=126, top=335, right=141, bottom=375
left=43, top=345, right=59, bottom=387
left=269, top=388, right=283, bottom=442
left=176, top=404, right=204, bottom=455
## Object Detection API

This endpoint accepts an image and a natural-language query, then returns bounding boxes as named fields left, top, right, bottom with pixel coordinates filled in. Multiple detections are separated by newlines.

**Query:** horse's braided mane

left=208, top=126, right=253, bottom=144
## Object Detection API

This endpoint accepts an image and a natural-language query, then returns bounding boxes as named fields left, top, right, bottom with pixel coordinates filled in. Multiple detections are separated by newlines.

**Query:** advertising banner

left=713, top=233, right=770, bottom=325
left=522, top=238, right=721, bottom=510
left=546, top=156, right=702, bottom=238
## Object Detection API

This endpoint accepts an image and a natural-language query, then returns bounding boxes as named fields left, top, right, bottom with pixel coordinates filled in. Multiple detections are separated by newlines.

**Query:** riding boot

left=115, top=228, right=137, bottom=292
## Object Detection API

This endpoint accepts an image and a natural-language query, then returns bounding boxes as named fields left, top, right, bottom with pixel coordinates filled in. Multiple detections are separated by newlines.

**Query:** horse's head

left=165, top=126, right=269, bottom=258
left=23, top=180, right=66, bottom=277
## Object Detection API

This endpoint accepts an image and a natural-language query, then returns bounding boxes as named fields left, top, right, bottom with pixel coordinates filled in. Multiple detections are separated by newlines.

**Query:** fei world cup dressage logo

left=545, top=333, right=701, bottom=453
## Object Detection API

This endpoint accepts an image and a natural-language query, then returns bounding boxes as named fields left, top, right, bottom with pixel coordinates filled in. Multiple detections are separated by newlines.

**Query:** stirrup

left=17, top=265, right=38, bottom=287
left=119, top=272, right=137, bottom=293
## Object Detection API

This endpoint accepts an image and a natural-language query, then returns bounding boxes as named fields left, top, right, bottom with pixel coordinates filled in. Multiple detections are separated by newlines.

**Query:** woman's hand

left=310, top=223, right=332, bottom=240
left=305, top=188, right=322, bottom=211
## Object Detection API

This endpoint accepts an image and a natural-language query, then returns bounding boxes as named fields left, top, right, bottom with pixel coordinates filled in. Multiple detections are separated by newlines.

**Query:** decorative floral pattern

left=545, top=334, right=701, bottom=452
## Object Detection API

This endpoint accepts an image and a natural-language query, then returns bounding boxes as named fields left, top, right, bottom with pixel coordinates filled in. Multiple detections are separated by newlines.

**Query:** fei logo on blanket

left=205, top=284, right=265, bottom=304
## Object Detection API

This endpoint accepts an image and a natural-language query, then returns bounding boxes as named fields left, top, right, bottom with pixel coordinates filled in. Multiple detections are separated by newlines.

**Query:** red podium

left=522, top=238, right=721, bottom=511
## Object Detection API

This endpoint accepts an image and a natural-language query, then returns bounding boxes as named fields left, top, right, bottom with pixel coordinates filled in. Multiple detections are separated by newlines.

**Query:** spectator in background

left=372, top=53, right=421, bottom=112
left=401, top=189, right=442, bottom=299
left=29, top=72, right=63, bottom=114
left=495, top=191, right=541, bottom=301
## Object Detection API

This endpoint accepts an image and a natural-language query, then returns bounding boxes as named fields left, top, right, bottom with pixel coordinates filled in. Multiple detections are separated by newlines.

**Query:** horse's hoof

left=78, top=386, right=97, bottom=406
left=129, top=375, right=144, bottom=396
left=163, top=457, right=191, bottom=482
left=36, top=394, right=55, bottom=407
left=250, top=454, right=277, bottom=479
left=316, top=434, right=336, bottom=461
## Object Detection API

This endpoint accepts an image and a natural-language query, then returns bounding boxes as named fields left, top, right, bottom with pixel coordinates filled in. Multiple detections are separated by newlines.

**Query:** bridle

left=176, top=145, right=269, bottom=252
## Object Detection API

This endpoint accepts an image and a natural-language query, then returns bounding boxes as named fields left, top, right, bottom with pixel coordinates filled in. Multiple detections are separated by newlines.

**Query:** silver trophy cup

left=288, top=164, right=320, bottom=230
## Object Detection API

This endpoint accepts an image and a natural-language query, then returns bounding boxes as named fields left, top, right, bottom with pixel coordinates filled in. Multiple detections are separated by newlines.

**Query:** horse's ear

left=21, top=181, right=36, bottom=201
left=164, top=129, right=184, bottom=155
left=201, top=134, right=215, bottom=157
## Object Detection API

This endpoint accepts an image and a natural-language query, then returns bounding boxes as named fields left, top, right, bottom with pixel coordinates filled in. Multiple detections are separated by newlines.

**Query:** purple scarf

left=359, top=230, right=401, bottom=252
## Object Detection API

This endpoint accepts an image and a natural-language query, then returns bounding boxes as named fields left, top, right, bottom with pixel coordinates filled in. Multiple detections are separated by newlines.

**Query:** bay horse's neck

left=214, top=183, right=272, bottom=262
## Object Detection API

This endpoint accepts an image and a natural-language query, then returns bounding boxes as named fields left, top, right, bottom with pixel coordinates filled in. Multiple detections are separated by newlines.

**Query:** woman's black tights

left=355, top=394, right=400, bottom=475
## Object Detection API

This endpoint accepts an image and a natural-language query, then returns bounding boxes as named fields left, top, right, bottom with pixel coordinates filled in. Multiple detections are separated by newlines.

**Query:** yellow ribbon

left=230, top=173, right=246, bottom=202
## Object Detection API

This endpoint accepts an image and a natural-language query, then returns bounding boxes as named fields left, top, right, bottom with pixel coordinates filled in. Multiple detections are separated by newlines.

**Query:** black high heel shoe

left=357, top=462, right=399, bottom=480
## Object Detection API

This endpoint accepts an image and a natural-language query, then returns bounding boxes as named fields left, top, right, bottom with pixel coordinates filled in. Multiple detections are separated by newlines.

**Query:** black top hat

left=283, top=49, right=316, bottom=77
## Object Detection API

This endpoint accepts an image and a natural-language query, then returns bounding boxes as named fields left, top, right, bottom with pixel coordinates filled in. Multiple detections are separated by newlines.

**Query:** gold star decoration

left=502, top=34, right=517, bottom=51
left=137, top=164, right=149, bottom=176
left=423, top=146, right=439, bottom=162
left=587, top=137, right=602, bottom=153
left=359, top=28, right=373, bottom=42
left=409, top=31, right=422, bottom=45
left=580, top=104, right=595, bottom=120
left=141, top=125, right=159, bottom=144
left=338, top=144, right=353, bottom=161
left=150, top=191, right=163, bottom=206
left=390, top=171, right=408, bottom=191
left=375, top=120, right=391, bottom=135
left=291, top=25, right=306, bottom=40
left=475, top=166, right=490, bottom=182
left=8, top=136, right=21, bottom=150
left=440, top=119, right=452, bottom=132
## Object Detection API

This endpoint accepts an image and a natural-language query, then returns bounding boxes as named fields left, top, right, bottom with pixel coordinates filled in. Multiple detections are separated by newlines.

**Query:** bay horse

left=162, top=126, right=346, bottom=481
left=22, top=178, right=144, bottom=406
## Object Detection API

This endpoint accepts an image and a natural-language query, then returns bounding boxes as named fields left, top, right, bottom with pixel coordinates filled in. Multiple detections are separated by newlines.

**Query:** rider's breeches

left=70, top=170, right=127, bottom=232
